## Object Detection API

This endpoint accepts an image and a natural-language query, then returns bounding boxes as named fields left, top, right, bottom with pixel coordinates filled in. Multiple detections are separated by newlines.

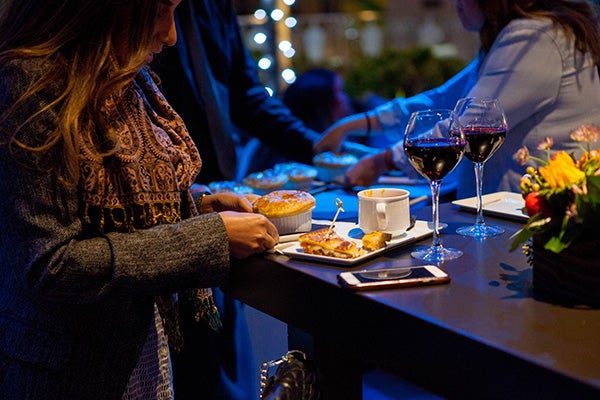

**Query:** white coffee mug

left=358, top=188, right=410, bottom=235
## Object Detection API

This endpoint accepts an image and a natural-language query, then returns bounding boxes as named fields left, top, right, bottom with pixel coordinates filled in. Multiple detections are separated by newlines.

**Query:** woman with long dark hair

left=0, top=0, right=278, bottom=398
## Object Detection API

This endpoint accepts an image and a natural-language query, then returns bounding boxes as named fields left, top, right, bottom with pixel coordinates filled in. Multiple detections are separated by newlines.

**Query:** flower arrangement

left=510, top=124, right=600, bottom=254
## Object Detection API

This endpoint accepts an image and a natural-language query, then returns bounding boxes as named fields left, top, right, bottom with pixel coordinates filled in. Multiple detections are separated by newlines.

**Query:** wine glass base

left=456, top=224, right=504, bottom=239
left=411, top=246, right=463, bottom=262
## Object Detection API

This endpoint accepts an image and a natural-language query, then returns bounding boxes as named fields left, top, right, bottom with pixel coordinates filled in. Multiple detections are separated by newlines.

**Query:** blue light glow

left=271, top=9, right=284, bottom=21
left=258, top=57, right=272, bottom=70
left=281, top=68, right=296, bottom=83
left=285, top=17, right=297, bottom=28
left=254, top=32, right=267, bottom=44
left=254, top=9, right=267, bottom=20
left=278, top=40, right=292, bottom=52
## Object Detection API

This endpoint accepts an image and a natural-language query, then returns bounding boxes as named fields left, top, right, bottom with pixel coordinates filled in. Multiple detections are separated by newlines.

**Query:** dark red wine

left=463, top=127, right=506, bottom=163
left=404, top=138, right=464, bottom=181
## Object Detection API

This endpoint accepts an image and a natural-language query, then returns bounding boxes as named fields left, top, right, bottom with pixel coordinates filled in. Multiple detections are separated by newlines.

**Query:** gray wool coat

left=0, top=59, right=231, bottom=399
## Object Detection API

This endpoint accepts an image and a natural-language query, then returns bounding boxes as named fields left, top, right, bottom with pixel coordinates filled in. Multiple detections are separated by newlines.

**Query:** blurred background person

left=151, top=1, right=367, bottom=399
left=153, top=0, right=322, bottom=186
left=315, top=0, right=600, bottom=198
left=283, top=67, right=355, bottom=133
left=243, top=67, right=368, bottom=172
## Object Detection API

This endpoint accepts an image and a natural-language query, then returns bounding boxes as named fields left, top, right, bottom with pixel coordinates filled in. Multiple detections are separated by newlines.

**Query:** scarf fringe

left=155, top=290, right=222, bottom=352
left=155, top=294, right=184, bottom=352
left=192, top=291, right=223, bottom=332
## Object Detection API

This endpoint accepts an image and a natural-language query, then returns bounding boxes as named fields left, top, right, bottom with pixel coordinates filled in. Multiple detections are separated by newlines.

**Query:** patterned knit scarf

left=78, top=66, right=220, bottom=351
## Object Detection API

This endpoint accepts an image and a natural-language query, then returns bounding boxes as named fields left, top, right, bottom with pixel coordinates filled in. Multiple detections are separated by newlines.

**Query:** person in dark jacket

left=153, top=0, right=321, bottom=185
left=151, top=1, right=324, bottom=399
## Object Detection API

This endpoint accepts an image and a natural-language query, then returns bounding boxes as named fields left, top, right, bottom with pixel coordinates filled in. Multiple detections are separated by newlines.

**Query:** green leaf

left=508, top=227, right=534, bottom=252
left=508, top=215, right=547, bottom=251
left=576, top=177, right=600, bottom=224
left=528, top=216, right=552, bottom=229
left=587, top=175, right=600, bottom=202
left=559, top=215, right=583, bottom=245
left=544, top=236, right=571, bottom=253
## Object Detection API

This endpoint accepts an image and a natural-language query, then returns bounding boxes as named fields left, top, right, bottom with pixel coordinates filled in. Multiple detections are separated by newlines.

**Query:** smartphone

left=338, top=265, right=450, bottom=290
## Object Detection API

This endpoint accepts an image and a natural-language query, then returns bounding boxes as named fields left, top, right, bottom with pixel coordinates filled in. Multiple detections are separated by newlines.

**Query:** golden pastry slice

left=298, top=227, right=366, bottom=259
left=362, top=231, right=393, bottom=251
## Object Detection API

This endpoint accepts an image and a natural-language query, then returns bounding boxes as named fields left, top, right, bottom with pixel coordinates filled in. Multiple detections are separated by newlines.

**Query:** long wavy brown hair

left=0, top=0, right=162, bottom=182
left=477, top=0, right=600, bottom=63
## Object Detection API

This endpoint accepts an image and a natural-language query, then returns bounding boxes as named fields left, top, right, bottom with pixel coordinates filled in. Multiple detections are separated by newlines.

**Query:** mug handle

left=376, top=202, right=387, bottom=230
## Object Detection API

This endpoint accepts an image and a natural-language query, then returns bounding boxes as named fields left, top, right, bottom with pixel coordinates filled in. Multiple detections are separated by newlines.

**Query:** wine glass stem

left=474, top=162, right=485, bottom=227
left=430, top=179, right=442, bottom=249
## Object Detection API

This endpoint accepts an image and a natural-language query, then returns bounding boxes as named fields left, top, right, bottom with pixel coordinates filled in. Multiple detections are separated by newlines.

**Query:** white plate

left=452, top=191, right=527, bottom=221
left=275, top=220, right=433, bottom=266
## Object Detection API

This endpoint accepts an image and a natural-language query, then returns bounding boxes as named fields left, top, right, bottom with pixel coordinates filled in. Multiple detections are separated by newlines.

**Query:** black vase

left=532, top=235, right=600, bottom=307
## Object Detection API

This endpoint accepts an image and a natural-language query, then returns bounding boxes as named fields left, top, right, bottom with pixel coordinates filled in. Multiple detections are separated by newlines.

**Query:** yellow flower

left=538, top=152, right=585, bottom=189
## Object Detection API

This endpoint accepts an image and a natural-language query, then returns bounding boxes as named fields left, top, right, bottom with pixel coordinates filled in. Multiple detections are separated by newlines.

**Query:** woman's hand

left=314, top=121, right=348, bottom=153
left=219, top=211, right=279, bottom=258
left=201, top=192, right=257, bottom=213
left=344, top=151, right=388, bottom=188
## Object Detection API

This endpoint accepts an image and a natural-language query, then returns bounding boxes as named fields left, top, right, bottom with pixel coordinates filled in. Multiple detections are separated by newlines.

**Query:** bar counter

left=224, top=193, right=600, bottom=399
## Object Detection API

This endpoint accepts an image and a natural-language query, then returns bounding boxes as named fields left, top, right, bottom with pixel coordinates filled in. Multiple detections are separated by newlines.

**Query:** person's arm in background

left=221, top=2, right=320, bottom=165
left=378, top=19, right=569, bottom=195
left=330, top=55, right=481, bottom=187
left=314, top=54, right=482, bottom=154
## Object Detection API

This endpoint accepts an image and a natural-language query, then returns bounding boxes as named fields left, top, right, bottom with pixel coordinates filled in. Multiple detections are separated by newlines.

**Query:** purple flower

left=569, top=124, right=599, bottom=143
left=516, top=146, right=529, bottom=165
left=536, top=137, right=554, bottom=150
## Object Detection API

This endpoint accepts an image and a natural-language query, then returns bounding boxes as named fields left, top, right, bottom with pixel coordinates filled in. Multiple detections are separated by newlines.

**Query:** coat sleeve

left=375, top=55, right=481, bottom=133
left=379, top=55, right=481, bottom=170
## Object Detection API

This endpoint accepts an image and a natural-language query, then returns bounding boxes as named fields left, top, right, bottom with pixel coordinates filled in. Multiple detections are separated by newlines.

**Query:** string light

left=278, top=40, right=292, bottom=52
left=253, top=0, right=297, bottom=95
left=253, top=32, right=267, bottom=45
left=270, top=8, right=285, bottom=22
left=281, top=68, right=296, bottom=84
left=258, top=57, right=273, bottom=70
left=285, top=17, right=297, bottom=28
left=282, top=47, right=296, bottom=58
left=254, top=9, right=268, bottom=20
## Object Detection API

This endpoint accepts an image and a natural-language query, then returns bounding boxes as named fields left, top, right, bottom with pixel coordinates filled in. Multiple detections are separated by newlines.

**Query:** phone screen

left=353, top=267, right=437, bottom=283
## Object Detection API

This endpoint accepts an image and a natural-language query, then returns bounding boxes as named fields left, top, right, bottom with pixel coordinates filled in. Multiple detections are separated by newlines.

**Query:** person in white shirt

left=315, top=0, right=600, bottom=198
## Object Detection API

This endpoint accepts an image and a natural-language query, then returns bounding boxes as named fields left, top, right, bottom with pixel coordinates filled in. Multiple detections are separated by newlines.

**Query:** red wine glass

left=453, top=97, right=508, bottom=239
left=403, top=109, right=466, bottom=262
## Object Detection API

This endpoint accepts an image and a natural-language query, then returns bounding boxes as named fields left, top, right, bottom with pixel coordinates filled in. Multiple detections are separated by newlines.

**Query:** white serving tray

left=452, top=191, right=527, bottom=221
left=275, top=220, right=433, bottom=266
